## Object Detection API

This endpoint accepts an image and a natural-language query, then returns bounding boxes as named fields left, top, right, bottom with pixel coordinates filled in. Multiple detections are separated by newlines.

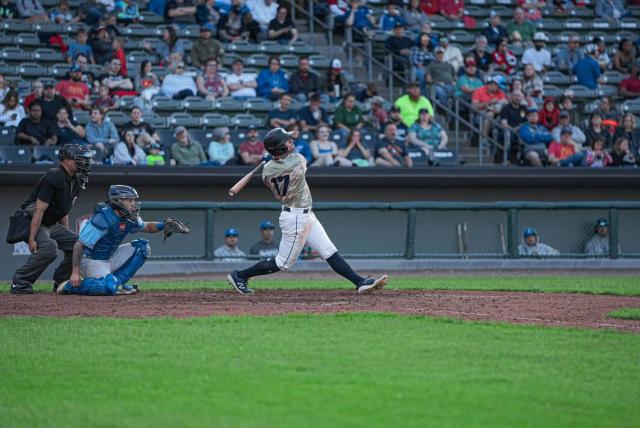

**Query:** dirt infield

left=2, top=290, right=640, bottom=332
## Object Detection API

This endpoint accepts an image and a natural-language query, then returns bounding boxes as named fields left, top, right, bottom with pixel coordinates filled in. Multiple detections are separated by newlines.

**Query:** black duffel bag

left=6, top=209, right=32, bottom=244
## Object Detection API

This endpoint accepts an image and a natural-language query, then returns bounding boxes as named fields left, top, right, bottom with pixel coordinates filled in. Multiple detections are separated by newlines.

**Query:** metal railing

left=140, top=201, right=640, bottom=260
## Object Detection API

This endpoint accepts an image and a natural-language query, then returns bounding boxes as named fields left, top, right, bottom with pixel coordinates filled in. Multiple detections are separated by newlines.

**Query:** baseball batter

left=227, top=128, right=388, bottom=294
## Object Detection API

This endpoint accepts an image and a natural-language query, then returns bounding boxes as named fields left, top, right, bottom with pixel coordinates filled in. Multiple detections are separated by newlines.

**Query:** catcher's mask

left=59, top=144, right=93, bottom=190
left=108, top=185, right=140, bottom=222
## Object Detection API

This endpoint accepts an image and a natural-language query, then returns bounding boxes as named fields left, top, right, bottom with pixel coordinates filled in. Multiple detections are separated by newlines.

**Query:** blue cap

left=595, top=218, right=608, bottom=228
left=70, top=64, right=81, bottom=72
left=523, top=227, right=538, bottom=238
left=225, top=227, right=239, bottom=237
left=260, top=220, right=274, bottom=230
left=201, top=23, right=214, bottom=32
left=527, top=106, right=539, bottom=113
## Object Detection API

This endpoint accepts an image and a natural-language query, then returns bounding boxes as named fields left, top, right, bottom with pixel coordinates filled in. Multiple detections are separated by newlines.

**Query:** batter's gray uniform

left=262, top=153, right=337, bottom=270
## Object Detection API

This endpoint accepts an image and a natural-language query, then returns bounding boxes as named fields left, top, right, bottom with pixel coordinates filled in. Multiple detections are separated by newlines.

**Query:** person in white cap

left=522, top=32, right=552, bottom=73
left=324, top=59, right=349, bottom=102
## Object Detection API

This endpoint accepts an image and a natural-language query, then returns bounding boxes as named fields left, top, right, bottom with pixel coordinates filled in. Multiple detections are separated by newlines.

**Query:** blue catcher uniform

left=61, top=205, right=150, bottom=295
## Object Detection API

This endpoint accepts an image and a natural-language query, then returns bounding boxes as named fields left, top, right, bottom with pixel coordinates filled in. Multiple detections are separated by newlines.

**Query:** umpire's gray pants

left=12, top=224, right=78, bottom=287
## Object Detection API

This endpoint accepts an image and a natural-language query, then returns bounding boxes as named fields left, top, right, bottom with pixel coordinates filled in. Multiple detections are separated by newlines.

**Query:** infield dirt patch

left=2, top=290, right=640, bottom=332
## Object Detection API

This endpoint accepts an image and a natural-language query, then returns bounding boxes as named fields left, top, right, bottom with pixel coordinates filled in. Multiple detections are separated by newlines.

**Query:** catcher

left=57, top=185, right=189, bottom=295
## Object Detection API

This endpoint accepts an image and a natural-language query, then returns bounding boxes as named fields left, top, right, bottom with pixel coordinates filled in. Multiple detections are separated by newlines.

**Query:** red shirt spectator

left=420, top=0, right=439, bottom=14
left=439, top=0, right=463, bottom=19
left=548, top=140, right=575, bottom=160
left=471, top=84, right=506, bottom=105
left=55, top=68, right=90, bottom=110
left=538, top=97, right=559, bottom=131
left=239, top=134, right=265, bottom=165
left=620, top=66, right=640, bottom=98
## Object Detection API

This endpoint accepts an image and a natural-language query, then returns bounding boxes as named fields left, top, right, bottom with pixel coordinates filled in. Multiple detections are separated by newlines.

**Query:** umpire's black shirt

left=21, top=165, right=80, bottom=227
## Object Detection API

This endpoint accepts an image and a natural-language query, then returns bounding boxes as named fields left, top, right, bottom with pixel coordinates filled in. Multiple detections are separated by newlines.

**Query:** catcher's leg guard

left=60, top=274, right=118, bottom=296
left=112, top=239, right=150, bottom=285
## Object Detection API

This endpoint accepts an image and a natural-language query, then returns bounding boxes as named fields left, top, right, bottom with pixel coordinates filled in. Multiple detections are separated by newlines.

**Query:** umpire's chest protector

left=87, top=206, right=138, bottom=260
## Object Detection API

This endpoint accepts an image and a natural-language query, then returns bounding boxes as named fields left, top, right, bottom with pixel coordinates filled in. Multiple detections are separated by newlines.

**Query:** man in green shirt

left=394, top=82, right=434, bottom=128
left=190, top=23, right=224, bottom=68
left=170, top=126, right=208, bottom=165
left=333, top=93, right=364, bottom=136
left=425, top=47, right=456, bottom=107
left=506, top=8, right=535, bottom=43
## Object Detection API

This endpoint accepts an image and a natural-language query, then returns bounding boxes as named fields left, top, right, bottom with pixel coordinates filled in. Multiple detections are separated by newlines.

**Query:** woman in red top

left=538, top=97, right=560, bottom=131
left=491, top=37, right=518, bottom=75
left=420, top=0, right=439, bottom=15
left=439, top=0, right=464, bottom=20
left=112, top=37, right=127, bottom=76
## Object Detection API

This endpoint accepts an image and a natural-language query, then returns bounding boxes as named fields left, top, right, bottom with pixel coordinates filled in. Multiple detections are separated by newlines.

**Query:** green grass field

left=1, top=276, right=639, bottom=428
left=608, top=308, right=640, bottom=320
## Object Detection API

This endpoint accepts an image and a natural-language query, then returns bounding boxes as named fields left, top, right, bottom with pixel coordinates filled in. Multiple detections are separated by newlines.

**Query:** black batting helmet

left=107, top=185, right=140, bottom=221
left=59, top=144, right=93, bottom=189
left=264, top=128, right=293, bottom=156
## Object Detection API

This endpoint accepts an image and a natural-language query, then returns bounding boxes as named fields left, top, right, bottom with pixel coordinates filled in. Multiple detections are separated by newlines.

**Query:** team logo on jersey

left=119, top=223, right=126, bottom=231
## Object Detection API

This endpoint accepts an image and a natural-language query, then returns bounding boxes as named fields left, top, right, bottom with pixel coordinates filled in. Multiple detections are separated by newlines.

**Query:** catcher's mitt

left=163, top=217, right=190, bottom=241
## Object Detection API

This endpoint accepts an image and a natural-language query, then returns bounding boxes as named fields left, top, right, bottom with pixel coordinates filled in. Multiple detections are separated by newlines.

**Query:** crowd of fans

left=0, top=0, right=639, bottom=167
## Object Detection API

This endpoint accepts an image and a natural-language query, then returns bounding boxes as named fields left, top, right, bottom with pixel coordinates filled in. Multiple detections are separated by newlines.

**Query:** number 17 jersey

left=262, top=153, right=313, bottom=208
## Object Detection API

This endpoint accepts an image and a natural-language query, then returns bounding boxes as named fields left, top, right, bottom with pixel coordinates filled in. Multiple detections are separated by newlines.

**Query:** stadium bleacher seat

left=568, top=85, right=596, bottom=99
left=247, top=54, right=269, bottom=68
left=231, top=114, right=264, bottom=128
left=215, top=98, right=245, bottom=113
left=139, top=11, right=164, bottom=24
left=51, top=63, right=71, bottom=77
left=280, top=54, right=300, bottom=69
left=153, top=97, right=184, bottom=113
left=309, top=55, right=331, bottom=69
left=156, top=129, right=176, bottom=146
left=3, top=20, right=31, bottom=33
left=288, top=41, right=317, bottom=55
left=33, top=146, right=60, bottom=163
left=18, top=63, right=49, bottom=78
left=34, top=48, right=64, bottom=63
left=0, top=35, right=14, bottom=47
left=144, top=114, right=168, bottom=129
left=596, top=85, right=618, bottom=97
left=183, top=97, right=213, bottom=113
left=432, top=150, right=459, bottom=166
left=125, top=24, right=159, bottom=38
left=0, top=127, right=16, bottom=145
left=228, top=41, right=257, bottom=54
left=169, top=112, right=200, bottom=128
left=73, top=110, right=90, bottom=125
left=245, top=98, right=273, bottom=114
left=1, top=47, right=32, bottom=62
left=106, top=111, right=130, bottom=126
left=543, top=71, right=572, bottom=86
left=0, top=146, right=32, bottom=164
left=259, top=41, right=289, bottom=54
left=543, top=85, right=564, bottom=98
left=177, top=25, right=200, bottom=39
left=0, top=62, right=16, bottom=76
left=407, top=146, right=429, bottom=165
left=622, top=99, right=640, bottom=114
left=330, top=130, right=347, bottom=146
left=34, top=22, right=63, bottom=33
left=299, top=130, right=313, bottom=142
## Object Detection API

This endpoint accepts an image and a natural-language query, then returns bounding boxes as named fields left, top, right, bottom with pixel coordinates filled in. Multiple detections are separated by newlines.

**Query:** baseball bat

left=228, top=161, right=266, bottom=197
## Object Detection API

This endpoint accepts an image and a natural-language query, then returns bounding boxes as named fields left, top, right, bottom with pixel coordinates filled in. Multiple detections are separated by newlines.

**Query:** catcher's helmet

left=264, top=128, right=293, bottom=156
left=108, top=185, right=140, bottom=221
left=523, top=227, right=538, bottom=238
left=59, top=144, right=93, bottom=189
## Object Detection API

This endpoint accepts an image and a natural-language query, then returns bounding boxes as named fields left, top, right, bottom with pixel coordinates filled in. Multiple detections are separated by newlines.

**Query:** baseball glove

left=163, top=217, right=190, bottom=241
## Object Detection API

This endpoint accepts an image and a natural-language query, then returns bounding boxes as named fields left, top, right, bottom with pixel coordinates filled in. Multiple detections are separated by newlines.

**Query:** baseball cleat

left=357, top=275, right=389, bottom=294
left=116, top=284, right=138, bottom=295
left=10, top=283, right=34, bottom=294
left=227, top=271, right=254, bottom=295
left=57, top=281, right=71, bottom=294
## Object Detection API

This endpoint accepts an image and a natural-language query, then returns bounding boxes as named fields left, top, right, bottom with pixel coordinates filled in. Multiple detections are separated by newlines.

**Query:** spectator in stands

left=0, top=74, right=7, bottom=102
left=518, top=0, right=544, bottom=21
left=53, top=107, right=86, bottom=146
left=609, top=137, right=637, bottom=167
left=522, top=64, right=543, bottom=105
left=66, top=29, right=95, bottom=65
left=144, top=26, right=188, bottom=64
left=267, top=5, right=298, bottom=44
left=24, top=80, right=44, bottom=111
left=375, top=123, right=413, bottom=167
left=0, top=0, right=18, bottom=20
left=196, top=57, right=229, bottom=100
left=191, top=23, right=224, bottom=68
left=557, top=36, right=584, bottom=74
left=438, top=0, right=463, bottom=21
left=40, top=83, right=71, bottom=123
left=620, top=65, right=640, bottom=98
left=69, top=54, right=97, bottom=94
left=99, top=58, right=136, bottom=97
left=138, top=60, right=161, bottom=102
left=56, top=66, right=91, bottom=111
left=592, top=37, right=611, bottom=71
left=113, top=129, right=146, bottom=165
left=491, top=37, right=518, bottom=76
left=77, top=0, right=105, bottom=25
left=584, top=218, right=610, bottom=256
left=614, top=113, right=640, bottom=156
left=268, top=94, right=296, bottom=129
left=596, top=96, right=621, bottom=130
left=454, top=58, right=483, bottom=101
left=324, top=59, right=349, bottom=102
left=110, top=37, right=127, bottom=76
left=522, top=32, right=552, bottom=74
left=482, top=11, right=507, bottom=48
left=585, top=137, right=613, bottom=167
left=339, top=128, right=373, bottom=166
left=498, top=91, right=527, bottom=163
left=146, top=142, right=165, bottom=166
left=165, top=0, right=197, bottom=25
left=548, top=127, right=585, bottom=167
left=115, top=0, right=139, bottom=23
left=407, top=108, right=447, bottom=157
left=239, top=126, right=265, bottom=165
left=385, top=22, right=413, bottom=73
left=170, top=126, right=207, bottom=165
left=15, top=103, right=57, bottom=146
left=425, top=47, right=456, bottom=107
left=585, top=113, right=612, bottom=149
left=518, top=228, right=559, bottom=256
left=289, top=57, right=322, bottom=103
left=419, top=0, right=438, bottom=15
left=310, top=125, right=351, bottom=166
left=384, top=105, right=408, bottom=141
left=249, top=0, right=278, bottom=33
left=297, top=94, right=329, bottom=132
left=506, top=8, right=535, bottom=44
left=162, top=62, right=197, bottom=100
left=242, top=12, right=261, bottom=44
left=546, top=0, right=574, bottom=15
left=214, top=228, right=246, bottom=261
left=257, top=56, right=289, bottom=101
left=16, top=0, right=48, bottom=23
left=121, top=107, right=161, bottom=149
left=402, top=0, right=429, bottom=30
left=410, top=33, right=434, bottom=95
left=225, top=58, right=257, bottom=99
left=440, top=36, right=463, bottom=74
left=0, top=91, right=26, bottom=128
left=574, top=45, right=602, bottom=90
left=366, top=96, right=388, bottom=131
left=539, top=97, right=559, bottom=131
left=85, top=107, right=117, bottom=152
left=327, top=0, right=349, bottom=25
left=471, top=75, right=507, bottom=138
left=380, top=2, right=406, bottom=32
left=195, top=0, right=219, bottom=26
left=207, top=127, right=235, bottom=165
left=552, top=110, right=586, bottom=145
left=285, top=123, right=311, bottom=163
left=613, top=39, right=636, bottom=74
left=468, top=35, right=492, bottom=74
left=249, top=221, right=278, bottom=259
left=595, top=0, right=628, bottom=23
left=559, top=92, right=580, bottom=124
left=334, top=93, right=365, bottom=135
left=101, top=12, right=121, bottom=41
left=93, top=84, right=116, bottom=112
left=518, top=107, right=554, bottom=166
left=395, top=82, right=434, bottom=128
left=90, top=26, right=114, bottom=65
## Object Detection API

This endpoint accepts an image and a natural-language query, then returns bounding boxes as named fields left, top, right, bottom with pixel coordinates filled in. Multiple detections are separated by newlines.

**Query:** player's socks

left=326, top=252, right=364, bottom=286
left=238, top=259, right=280, bottom=280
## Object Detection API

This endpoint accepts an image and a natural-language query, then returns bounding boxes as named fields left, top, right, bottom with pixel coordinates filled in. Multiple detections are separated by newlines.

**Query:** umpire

left=9, top=144, right=93, bottom=294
